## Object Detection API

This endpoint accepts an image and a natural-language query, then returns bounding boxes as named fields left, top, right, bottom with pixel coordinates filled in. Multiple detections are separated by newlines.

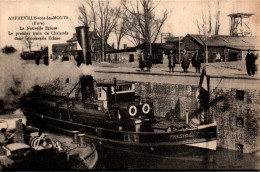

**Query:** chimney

left=76, top=26, right=92, bottom=65
left=81, top=75, right=94, bottom=103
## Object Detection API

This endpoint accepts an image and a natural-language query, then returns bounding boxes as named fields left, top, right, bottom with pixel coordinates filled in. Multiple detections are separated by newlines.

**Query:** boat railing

left=23, top=109, right=216, bottom=145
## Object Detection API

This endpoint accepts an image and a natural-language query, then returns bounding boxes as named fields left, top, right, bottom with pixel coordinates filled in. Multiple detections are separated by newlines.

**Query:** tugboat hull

left=23, top=109, right=217, bottom=162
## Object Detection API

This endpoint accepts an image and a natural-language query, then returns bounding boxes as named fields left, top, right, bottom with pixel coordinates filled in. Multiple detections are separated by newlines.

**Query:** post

left=114, top=77, right=117, bottom=104
left=186, top=111, right=189, bottom=124
left=161, top=33, right=163, bottom=44
left=71, top=131, right=79, bottom=143
left=101, top=34, right=104, bottom=62
left=78, top=133, right=85, bottom=147
left=205, top=35, right=208, bottom=63
left=179, top=36, right=181, bottom=63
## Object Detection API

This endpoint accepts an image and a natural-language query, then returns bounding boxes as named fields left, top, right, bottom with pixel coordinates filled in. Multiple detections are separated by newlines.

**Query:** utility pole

left=179, top=36, right=181, bottom=63
left=205, top=1, right=208, bottom=63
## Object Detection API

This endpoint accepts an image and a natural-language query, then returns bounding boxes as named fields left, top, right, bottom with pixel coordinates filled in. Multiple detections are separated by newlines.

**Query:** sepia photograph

left=0, top=0, right=259, bottom=170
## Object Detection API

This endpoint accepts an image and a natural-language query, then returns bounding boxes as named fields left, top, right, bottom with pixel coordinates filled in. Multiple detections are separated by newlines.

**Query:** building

left=105, top=47, right=139, bottom=64
left=105, top=43, right=165, bottom=64
left=165, top=34, right=260, bottom=63
left=52, top=32, right=114, bottom=62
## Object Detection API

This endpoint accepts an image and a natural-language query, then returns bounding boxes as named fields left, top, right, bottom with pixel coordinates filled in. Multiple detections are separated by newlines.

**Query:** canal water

left=96, top=147, right=260, bottom=170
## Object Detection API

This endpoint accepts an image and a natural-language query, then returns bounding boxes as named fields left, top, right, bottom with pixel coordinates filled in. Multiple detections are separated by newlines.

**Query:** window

left=236, top=117, right=244, bottom=127
left=129, top=54, right=134, bottom=62
left=236, top=90, right=244, bottom=101
left=237, top=144, right=244, bottom=153
left=116, top=84, right=132, bottom=92
left=97, top=87, right=102, bottom=98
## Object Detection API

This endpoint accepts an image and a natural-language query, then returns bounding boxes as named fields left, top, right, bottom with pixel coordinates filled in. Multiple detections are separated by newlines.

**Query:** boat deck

left=45, top=131, right=98, bottom=169
left=46, top=132, right=94, bottom=159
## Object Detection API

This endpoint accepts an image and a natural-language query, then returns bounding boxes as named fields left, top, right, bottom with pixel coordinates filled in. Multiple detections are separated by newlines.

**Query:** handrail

left=67, top=78, right=83, bottom=98
left=22, top=109, right=216, bottom=135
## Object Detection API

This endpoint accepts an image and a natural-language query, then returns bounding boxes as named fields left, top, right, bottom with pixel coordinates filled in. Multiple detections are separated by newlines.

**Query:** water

left=96, top=147, right=260, bottom=170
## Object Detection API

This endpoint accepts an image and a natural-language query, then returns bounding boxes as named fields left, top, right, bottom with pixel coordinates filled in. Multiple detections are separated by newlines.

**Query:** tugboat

left=21, top=26, right=217, bottom=161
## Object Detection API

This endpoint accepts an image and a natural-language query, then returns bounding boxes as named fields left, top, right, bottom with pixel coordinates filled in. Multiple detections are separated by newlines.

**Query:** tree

left=194, top=0, right=221, bottom=36
left=113, top=8, right=129, bottom=50
left=1, top=46, right=17, bottom=54
left=122, top=0, right=168, bottom=56
left=214, top=0, right=220, bottom=35
left=78, top=0, right=121, bottom=61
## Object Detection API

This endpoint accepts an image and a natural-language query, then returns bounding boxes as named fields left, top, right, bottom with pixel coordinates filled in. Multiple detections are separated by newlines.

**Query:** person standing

left=146, top=54, right=152, bottom=72
left=35, top=54, right=40, bottom=65
left=192, top=50, right=201, bottom=73
left=168, top=50, right=175, bottom=72
left=139, top=52, right=145, bottom=71
left=246, top=49, right=257, bottom=76
left=43, top=55, right=49, bottom=66
left=181, top=48, right=190, bottom=73
left=215, top=53, right=221, bottom=62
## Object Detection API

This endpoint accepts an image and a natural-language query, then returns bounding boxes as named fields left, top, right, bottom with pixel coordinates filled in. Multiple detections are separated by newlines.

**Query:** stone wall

left=135, top=82, right=198, bottom=119
left=135, top=82, right=260, bottom=153
left=210, top=88, right=260, bottom=153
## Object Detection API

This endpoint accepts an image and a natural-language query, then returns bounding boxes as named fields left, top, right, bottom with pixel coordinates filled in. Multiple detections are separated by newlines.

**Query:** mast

left=178, top=36, right=181, bottom=63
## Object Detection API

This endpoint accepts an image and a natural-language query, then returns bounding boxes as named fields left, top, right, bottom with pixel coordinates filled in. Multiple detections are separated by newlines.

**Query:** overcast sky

left=0, top=0, right=259, bottom=50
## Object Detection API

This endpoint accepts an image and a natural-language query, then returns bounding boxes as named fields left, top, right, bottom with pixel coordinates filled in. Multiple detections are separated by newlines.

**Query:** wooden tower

left=229, top=13, right=254, bottom=36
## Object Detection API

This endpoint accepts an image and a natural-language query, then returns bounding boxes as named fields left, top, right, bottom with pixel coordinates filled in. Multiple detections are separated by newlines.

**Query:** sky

left=0, top=0, right=259, bottom=50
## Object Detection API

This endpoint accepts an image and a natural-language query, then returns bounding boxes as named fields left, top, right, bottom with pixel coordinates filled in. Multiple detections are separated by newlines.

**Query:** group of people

left=139, top=52, right=153, bottom=72
left=168, top=48, right=202, bottom=73
left=35, top=54, right=49, bottom=66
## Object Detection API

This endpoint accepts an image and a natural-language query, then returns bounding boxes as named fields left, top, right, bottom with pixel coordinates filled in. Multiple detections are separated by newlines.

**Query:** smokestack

left=81, top=75, right=94, bottom=103
left=76, top=26, right=92, bottom=65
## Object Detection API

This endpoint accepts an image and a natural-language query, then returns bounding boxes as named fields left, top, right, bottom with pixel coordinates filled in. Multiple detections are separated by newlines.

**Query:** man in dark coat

left=168, top=50, right=175, bottom=72
left=43, top=55, right=49, bottom=66
left=35, top=54, right=40, bottom=65
left=146, top=54, right=152, bottom=72
left=139, top=52, right=145, bottom=71
left=181, top=48, right=190, bottom=73
left=192, top=50, right=201, bottom=73
left=246, top=50, right=256, bottom=76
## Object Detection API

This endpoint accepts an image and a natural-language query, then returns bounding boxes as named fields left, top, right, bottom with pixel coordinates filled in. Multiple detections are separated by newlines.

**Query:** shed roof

left=97, top=80, right=133, bottom=86
left=187, top=34, right=260, bottom=50
left=67, top=32, right=99, bottom=42
left=52, top=43, right=76, bottom=52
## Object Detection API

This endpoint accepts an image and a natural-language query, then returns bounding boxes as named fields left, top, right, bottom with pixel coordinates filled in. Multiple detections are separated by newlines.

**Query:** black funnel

left=81, top=75, right=94, bottom=103
left=76, top=26, right=92, bottom=65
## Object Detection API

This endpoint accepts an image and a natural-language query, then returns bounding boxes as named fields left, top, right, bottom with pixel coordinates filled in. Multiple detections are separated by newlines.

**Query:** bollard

left=71, top=131, right=79, bottom=143
left=186, top=111, right=189, bottom=124
left=78, top=133, right=85, bottom=147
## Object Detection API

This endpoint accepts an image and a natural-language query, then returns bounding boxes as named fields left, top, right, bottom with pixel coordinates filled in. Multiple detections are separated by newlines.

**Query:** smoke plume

left=0, top=52, right=95, bottom=104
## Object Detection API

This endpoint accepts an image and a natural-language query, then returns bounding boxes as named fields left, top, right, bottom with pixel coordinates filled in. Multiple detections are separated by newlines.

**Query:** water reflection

left=96, top=147, right=260, bottom=170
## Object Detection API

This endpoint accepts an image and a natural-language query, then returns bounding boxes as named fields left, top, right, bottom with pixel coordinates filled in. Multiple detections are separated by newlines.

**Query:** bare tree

left=113, top=9, right=129, bottom=50
left=214, top=0, right=220, bottom=35
left=122, top=0, right=168, bottom=56
left=78, top=4, right=92, bottom=27
left=78, top=0, right=120, bottom=61
left=194, top=0, right=221, bottom=36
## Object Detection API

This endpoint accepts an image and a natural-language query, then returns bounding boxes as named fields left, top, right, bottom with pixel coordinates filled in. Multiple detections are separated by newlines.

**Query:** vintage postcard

left=0, top=0, right=259, bottom=170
